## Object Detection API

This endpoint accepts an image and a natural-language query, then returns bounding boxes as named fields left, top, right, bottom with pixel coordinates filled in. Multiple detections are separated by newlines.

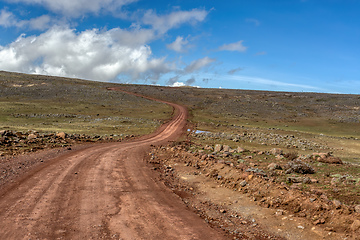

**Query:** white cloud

left=219, top=40, right=247, bottom=52
left=6, top=0, right=137, bottom=18
left=169, top=81, right=186, bottom=87
left=0, top=9, right=17, bottom=27
left=142, top=8, right=208, bottom=34
left=184, top=56, right=216, bottom=73
left=0, top=9, right=53, bottom=30
left=0, top=26, right=172, bottom=81
left=25, top=15, right=52, bottom=30
left=166, top=36, right=189, bottom=52
left=109, top=26, right=156, bottom=47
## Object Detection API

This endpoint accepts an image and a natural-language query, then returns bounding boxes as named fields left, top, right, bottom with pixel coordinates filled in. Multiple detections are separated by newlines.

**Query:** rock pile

left=0, top=130, right=127, bottom=156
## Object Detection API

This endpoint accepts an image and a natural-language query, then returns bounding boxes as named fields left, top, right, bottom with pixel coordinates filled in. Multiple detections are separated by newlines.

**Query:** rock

left=27, top=133, right=37, bottom=140
left=312, top=152, right=330, bottom=159
left=246, top=168, right=267, bottom=177
left=222, top=145, right=230, bottom=152
left=350, top=220, right=360, bottom=231
left=319, top=156, right=343, bottom=164
left=302, top=177, right=312, bottom=184
left=0, top=130, right=6, bottom=136
left=239, top=180, right=247, bottom=187
left=214, top=144, right=222, bottom=153
left=331, top=177, right=341, bottom=186
left=275, top=210, right=284, bottom=216
left=237, top=147, right=245, bottom=153
left=310, top=178, right=319, bottom=184
left=247, top=175, right=254, bottom=181
left=270, top=148, right=283, bottom=155
left=56, top=132, right=66, bottom=139
left=332, top=199, right=342, bottom=209
left=204, top=145, right=214, bottom=151
left=284, top=159, right=315, bottom=174
left=287, top=176, right=304, bottom=183
left=268, top=163, right=282, bottom=170
left=15, top=132, right=25, bottom=139
left=313, top=218, right=325, bottom=225
left=320, top=194, right=329, bottom=202
left=355, top=205, right=360, bottom=213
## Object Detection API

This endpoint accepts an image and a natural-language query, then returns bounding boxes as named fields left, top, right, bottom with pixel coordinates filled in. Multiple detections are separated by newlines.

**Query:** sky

left=0, top=0, right=359, bottom=94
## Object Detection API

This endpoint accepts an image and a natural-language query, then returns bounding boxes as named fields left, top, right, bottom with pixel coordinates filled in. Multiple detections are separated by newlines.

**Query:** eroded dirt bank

left=148, top=143, right=360, bottom=240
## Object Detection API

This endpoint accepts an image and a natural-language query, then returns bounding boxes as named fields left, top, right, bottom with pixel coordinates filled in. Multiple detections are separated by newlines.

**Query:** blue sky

left=0, top=0, right=359, bottom=94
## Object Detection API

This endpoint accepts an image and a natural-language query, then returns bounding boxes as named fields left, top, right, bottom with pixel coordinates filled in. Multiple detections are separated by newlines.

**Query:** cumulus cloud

left=184, top=56, right=216, bottom=73
left=219, top=40, right=247, bottom=52
left=166, top=36, right=189, bottom=52
left=6, top=0, right=137, bottom=18
left=142, top=8, right=208, bottom=34
left=228, top=67, right=243, bottom=75
left=0, top=26, right=172, bottom=81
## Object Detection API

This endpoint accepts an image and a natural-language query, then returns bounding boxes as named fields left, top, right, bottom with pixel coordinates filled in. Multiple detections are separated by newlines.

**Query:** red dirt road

left=0, top=91, right=228, bottom=239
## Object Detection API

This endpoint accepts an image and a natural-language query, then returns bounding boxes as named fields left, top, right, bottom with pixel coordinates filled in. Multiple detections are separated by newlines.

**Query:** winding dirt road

left=0, top=90, right=228, bottom=239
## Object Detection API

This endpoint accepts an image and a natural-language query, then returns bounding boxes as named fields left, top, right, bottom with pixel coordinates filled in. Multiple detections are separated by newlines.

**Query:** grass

left=0, top=71, right=172, bottom=136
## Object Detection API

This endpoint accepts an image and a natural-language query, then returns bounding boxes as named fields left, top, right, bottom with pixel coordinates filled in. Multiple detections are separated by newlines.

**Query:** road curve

left=0, top=89, right=228, bottom=239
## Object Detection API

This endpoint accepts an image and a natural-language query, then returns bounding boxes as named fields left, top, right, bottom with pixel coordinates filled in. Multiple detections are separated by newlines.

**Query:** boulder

left=284, top=159, right=315, bottom=174
left=214, top=144, right=222, bottom=153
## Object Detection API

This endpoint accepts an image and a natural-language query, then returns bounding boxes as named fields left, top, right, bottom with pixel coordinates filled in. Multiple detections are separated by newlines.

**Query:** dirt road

left=0, top=91, right=228, bottom=239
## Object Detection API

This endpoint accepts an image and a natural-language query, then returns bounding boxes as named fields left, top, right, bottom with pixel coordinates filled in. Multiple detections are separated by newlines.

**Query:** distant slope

left=0, top=71, right=172, bottom=136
